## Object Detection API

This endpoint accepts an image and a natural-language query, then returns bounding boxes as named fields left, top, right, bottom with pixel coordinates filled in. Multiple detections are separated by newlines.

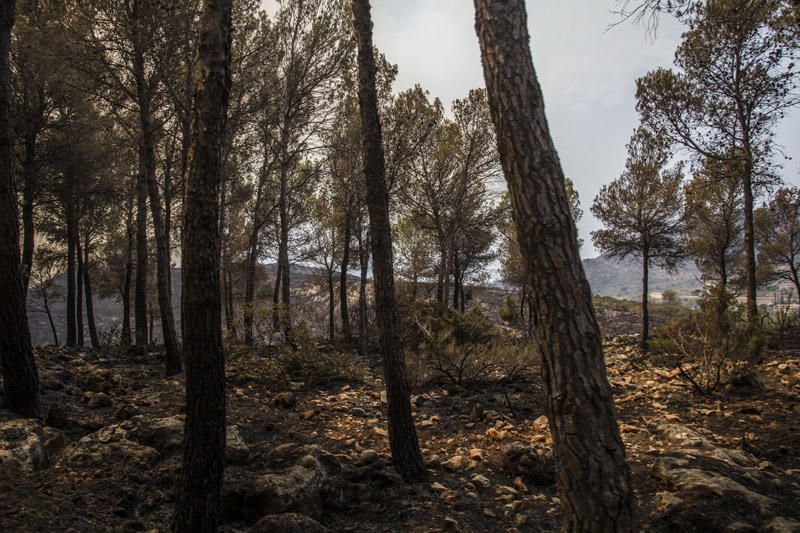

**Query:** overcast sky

left=264, top=1, right=800, bottom=258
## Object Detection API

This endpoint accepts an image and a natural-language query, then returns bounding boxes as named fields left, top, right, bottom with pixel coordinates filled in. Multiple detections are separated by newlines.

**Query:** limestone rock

left=243, top=455, right=327, bottom=521
left=0, top=417, right=46, bottom=471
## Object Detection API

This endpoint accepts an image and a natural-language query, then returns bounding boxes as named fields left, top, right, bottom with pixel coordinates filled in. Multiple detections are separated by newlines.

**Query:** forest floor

left=0, top=335, right=798, bottom=532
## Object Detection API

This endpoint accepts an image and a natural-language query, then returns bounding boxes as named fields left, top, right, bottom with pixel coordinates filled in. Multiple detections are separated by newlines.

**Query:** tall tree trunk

left=0, top=0, right=39, bottom=418
left=173, top=0, right=232, bottom=530
left=21, top=131, right=35, bottom=294
left=84, top=234, right=100, bottom=348
left=44, top=291, right=58, bottom=347
left=134, top=53, right=182, bottom=375
left=272, top=260, right=282, bottom=332
left=352, top=0, right=426, bottom=483
left=65, top=191, right=77, bottom=348
left=278, top=172, right=291, bottom=335
left=358, top=229, right=369, bottom=355
left=135, top=164, right=148, bottom=349
left=76, top=236, right=84, bottom=347
left=452, top=248, right=460, bottom=311
left=473, top=1, right=633, bottom=530
left=243, top=235, right=258, bottom=345
left=340, top=213, right=352, bottom=339
left=742, top=166, right=759, bottom=323
left=641, top=250, right=649, bottom=352
left=328, top=269, right=335, bottom=342
left=121, top=195, right=134, bottom=347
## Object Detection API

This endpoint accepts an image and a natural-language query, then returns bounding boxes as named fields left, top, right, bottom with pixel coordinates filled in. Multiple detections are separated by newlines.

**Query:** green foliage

left=499, top=294, right=523, bottom=327
left=660, top=289, right=681, bottom=305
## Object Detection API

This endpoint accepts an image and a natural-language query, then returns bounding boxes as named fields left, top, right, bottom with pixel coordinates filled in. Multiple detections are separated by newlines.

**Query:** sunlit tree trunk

left=474, top=1, right=633, bottom=530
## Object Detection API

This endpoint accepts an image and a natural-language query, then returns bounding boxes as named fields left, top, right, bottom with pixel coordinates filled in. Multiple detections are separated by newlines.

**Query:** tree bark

left=352, top=0, right=427, bottom=483
left=340, top=214, right=352, bottom=339
left=84, top=234, right=100, bottom=348
left=642, top=250, right=649, bottom=352
left=76, top=234, right=84, bottom=347
left=121, top=195, right=134, bottom=347
left=44, top=291, right=58, bottom=347
left=328, top=269, right=335, bottom=342
left=0, top=0, right=39, bottom=418
left=21, top=131, right=35, bottom=294
left=65, top=185, right=77, bottom=348
left=135, top=163, right=148, bottom=349
left=173, top=0, right=232, bottom=530
left=243, top=233, right=258, bottom=345
left=473, top=1, right=634, bottom=530
left=358, top=227, right=369, bottom=355
left=134, top=44, right=182, bottom=375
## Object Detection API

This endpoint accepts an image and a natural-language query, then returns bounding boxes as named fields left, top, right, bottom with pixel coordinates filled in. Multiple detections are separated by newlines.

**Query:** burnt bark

left=21, top=131, right=35, bottom=294
left=352, top=0, right=426, bottom=483
left=65, top=183, right=77, bottom=347
left=83, top=234, right=100, bottom=348
left=173, top=0, right=232, bottom=529
left=473, top=1, right=633, bottom=530
left=76, top=234, right=84, bottom=347
left=134, top=164, right=148, bottom=349
left=121, top=195, right=134, bottom=347
left=0, top=0, right=39, bottom=418
left=340, top=214, right=352, bottom=339
left=641, top=249, right=649, bottom=352
left=133, top=27, right=182, bottom=375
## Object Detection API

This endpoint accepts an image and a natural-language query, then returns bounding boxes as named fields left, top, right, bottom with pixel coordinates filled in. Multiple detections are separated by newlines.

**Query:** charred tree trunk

left=76, top=235, right=84, bottom=347
left=243, top=235, right=258, bottom=345
left=0, top=0, right=40, bottom=418
left=84, top=234, right=100, bottom=348
left=21, top=131, right=35, bottom=294
left=173, top=0, right=232, bottom=530
left=134, top=44, right=182, bottom=375
left=65, top=187, right=77, bottom=348
left=340, top=214, right=352, bottom=339
left=473, top=1, right=633, bottom=530
left=641, top=249, right=649, bottom=352
left=328, top=268, right=335, bottom=342
left=134, top=164, right=148, bottom=350
left=272, top=260, right=282, bottom=332
left=358, top=228, right=369, bottom=355
left=44, top=290, right=58, bottom=347
left=121, top=196, right=134, bottom=347
left=352, top=0, right=426, bottom=483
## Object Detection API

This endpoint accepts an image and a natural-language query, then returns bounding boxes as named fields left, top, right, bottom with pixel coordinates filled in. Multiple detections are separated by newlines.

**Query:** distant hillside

left=26, top=257, right=705, bottom=345
left=582, top=256, right=702, bottom=299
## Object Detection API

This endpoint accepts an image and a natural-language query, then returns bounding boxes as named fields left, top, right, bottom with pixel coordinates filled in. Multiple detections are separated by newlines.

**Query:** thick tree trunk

left=84, top=235, right=100, bottom=348
left=0, top=0, right=40, bottom=418
left=340, top=214, right=352, bottom=339
left=21, top=132, right=35, bottom=294
left=473, top=1, right=634, bottom=530
left=352, top=0, right=427, bottom=483
left=173, top=0, right=232, bottom=530
left=641, top=251, right=649, bottom=352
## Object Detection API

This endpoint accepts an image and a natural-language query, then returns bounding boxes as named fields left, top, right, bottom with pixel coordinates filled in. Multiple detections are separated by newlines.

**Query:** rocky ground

left=0, top=336, right=798, bottom=532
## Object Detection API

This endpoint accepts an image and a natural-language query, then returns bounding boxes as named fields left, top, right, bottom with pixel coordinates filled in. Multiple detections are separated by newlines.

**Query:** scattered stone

left=274, top=392, right=297, bottom=408
left=243, top=455, right=328, bottom=521
left=357, top=449, right=379, bottom=466
left=0, top=417, right=46, bottom=471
